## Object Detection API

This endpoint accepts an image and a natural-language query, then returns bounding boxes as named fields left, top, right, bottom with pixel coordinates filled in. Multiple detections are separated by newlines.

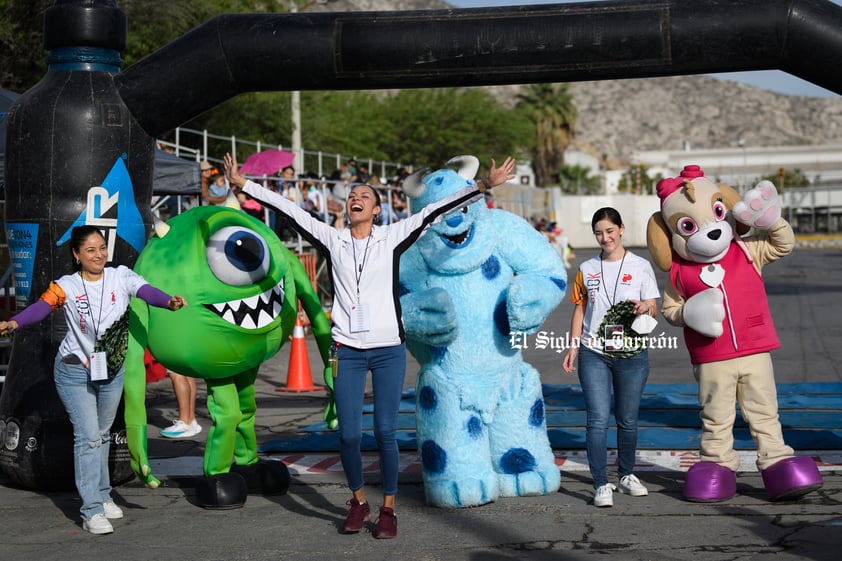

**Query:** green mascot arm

left=290, top=254, right=337, bottom=428
left=124, top=298, right=160, bottom=488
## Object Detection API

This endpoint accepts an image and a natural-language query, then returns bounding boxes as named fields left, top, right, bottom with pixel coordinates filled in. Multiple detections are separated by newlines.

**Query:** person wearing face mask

left=224, top=152, right=513, bottom=539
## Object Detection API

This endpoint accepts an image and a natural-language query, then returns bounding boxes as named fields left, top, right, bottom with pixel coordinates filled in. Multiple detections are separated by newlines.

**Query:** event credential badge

left=349, top=304, right=370, bottom=333
left=89, top=351, right=108, bottom=381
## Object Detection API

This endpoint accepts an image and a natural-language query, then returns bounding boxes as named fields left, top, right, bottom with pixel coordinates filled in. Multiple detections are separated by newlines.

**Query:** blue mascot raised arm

left=399, top=156, right=567, bottom=508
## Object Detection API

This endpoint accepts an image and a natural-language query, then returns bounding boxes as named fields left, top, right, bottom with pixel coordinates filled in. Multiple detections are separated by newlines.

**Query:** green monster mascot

left=123, top=206, right=334, bottom=509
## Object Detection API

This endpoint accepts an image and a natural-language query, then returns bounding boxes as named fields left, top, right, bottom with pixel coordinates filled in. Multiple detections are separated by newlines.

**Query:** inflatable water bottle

left=0, top=0, right=154, bottom=490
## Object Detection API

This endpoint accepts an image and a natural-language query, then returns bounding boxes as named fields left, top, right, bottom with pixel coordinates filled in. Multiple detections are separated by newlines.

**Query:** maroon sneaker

left=375, top=506, right=397, bottom=539
left=342, top=498, right=370, bottom=533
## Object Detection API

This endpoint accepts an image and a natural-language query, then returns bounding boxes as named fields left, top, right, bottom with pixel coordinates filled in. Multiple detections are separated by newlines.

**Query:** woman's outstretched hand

left=168, top=295, right=187, bottom=311
left=223, top=153, right=246, bottom=189
left=488, top=156, right=516, bottom=188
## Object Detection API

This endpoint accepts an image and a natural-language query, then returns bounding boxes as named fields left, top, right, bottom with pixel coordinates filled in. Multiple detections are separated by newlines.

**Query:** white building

left=514, top=144, right=842, bottom=248
left=636, top=144, right=842, bottom=189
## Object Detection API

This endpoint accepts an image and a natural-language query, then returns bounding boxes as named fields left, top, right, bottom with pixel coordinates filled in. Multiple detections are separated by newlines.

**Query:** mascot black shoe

left=230, top=459, right=291, bottom=495
left=195, top=472, right=248, bottom=510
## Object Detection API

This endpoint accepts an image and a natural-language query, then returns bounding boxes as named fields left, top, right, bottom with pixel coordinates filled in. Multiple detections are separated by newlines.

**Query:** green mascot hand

left=126, top=423, right=161, bottom=489
left=322, top=364, right=338, bottom=429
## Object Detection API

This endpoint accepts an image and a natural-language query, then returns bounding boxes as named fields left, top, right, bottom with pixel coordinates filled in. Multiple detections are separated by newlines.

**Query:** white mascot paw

left=732, top=180, right=781, bottom=230
left=683, top=288, right=725, bottom=338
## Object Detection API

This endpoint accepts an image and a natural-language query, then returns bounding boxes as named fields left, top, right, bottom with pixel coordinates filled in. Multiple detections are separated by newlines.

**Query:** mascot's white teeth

left=204, top=280, right=284, bottom=330
left=444, top=228, right=470, bottom=245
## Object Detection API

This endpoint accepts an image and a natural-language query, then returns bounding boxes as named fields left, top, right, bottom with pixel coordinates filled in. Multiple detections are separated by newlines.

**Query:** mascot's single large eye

left=206, top=226, right=270, bottom=285
left=713, top=200, right=727, bottom=221
left=461, top=206, right=469, bottom=214
left=677, top=216, right=699, bottom=236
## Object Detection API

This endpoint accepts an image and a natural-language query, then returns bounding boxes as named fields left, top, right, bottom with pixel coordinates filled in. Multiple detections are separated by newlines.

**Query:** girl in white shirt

left=562, top=207, right=660, bottom=508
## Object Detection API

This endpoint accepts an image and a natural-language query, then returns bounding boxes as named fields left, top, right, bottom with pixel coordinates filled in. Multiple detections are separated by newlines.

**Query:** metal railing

left=170, top=126, right=408, bottom=181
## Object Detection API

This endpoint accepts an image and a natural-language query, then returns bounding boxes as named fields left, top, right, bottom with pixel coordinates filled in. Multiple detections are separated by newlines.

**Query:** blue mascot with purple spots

left=399, top=156, right=567, bottom=508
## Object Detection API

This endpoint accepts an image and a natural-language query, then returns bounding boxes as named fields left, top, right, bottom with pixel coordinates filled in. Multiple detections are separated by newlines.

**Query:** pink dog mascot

left=647, top=164, right=823, bottom=502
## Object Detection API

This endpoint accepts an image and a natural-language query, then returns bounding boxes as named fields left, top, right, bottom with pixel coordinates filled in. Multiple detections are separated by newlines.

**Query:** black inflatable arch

left=1, top=0, right=840, bottom=490
left=116, top=0, right=842, bottom=137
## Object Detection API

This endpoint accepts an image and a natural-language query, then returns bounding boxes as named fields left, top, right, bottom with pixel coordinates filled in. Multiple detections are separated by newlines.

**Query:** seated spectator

left=271, top=165, right=300, bottom=241
left=199, top=160, right=219, bottom=202
left=300, top=173, right=326, bottom=222
left=346, top=159, right=359, bottom=183
left=328, top=171, right=349, bottom=205
left=356, top=162, right=371, bottom=184
left=325, top=176, right=346, bottom=227
left=181, top=194, right=200, bottom=212
left=236, top=189, right=265, bottom=221
left=390, top=189, right=408, bottom=221
left=277, top=165, right=298, bottom=197
left=377, top=190, right=393, bottom=225
left=366, top=177, right=390, bottom=224
left=202, top=171, right=229, bottom=206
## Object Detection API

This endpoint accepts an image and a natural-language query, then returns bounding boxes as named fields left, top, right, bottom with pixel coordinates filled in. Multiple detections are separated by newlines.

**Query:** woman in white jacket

left=224, top=153, right=512, bottom=539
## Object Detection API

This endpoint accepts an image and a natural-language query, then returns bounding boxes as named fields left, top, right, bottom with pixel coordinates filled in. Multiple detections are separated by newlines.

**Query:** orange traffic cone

left=277, top=316, right=323, bottom=393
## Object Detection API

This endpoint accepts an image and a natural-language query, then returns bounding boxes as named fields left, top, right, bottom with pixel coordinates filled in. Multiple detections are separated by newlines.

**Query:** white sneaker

left=159, top=419, right=202, bottom=439
left=593, top=483, right=616, bottom=507
left=618, top=474, right=649, bottom=497
left=82, top=513, right=114, bottom=535
left=103, top=501, right=123, bottom=519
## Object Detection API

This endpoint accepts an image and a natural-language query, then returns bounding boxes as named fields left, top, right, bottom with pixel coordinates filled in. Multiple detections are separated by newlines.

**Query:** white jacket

left=243, top=180, right=482, bottom=349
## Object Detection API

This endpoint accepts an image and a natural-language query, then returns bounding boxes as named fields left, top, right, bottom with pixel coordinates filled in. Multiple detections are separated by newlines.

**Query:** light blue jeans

left=577, top=346, right=650, bottom=489
left=53, top=353, right=124, bottom=521
left=333, top=343, right=406, bottom=496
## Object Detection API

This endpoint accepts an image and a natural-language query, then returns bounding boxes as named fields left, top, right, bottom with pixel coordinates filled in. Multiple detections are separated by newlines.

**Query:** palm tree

left=516, top=83, right=577, bottom=187
left=558, top=164, right=600, bottom=194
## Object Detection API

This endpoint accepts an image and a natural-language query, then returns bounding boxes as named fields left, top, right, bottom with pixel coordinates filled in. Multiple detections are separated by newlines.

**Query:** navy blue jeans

left=333, top=343, right=406, bottom=496
left=577, top=346, right=650, bottom=488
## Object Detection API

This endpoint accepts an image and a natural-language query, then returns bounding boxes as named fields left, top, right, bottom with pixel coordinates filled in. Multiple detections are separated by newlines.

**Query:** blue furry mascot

left=399, top=156, right=567, bottom=508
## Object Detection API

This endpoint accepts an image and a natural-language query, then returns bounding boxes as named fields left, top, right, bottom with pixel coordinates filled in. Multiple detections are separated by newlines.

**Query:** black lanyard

left=599, top=250, right=627, bottom=307
left=352, top=233, right=371, bottom=303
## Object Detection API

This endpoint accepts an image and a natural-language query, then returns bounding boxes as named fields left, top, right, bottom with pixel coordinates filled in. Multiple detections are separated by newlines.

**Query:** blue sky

left=448, top=0, right=841, bottom=97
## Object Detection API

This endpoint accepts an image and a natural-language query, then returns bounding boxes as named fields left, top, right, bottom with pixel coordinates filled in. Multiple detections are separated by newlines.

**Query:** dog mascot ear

left=646, top=212, right=673, bottom=273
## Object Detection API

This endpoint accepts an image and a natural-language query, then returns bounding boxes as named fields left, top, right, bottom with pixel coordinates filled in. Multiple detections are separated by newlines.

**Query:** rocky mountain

left=486, top=76, right=842, bottom=166
left=308, top=1, right=842, bottom=166
left=566, top=77, right=842, bottom=166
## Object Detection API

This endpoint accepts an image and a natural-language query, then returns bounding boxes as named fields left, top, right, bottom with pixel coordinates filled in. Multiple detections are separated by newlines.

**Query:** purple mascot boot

left=761, top=456, right=823, bottom=501
left=684, top=461, right=737, bottom=502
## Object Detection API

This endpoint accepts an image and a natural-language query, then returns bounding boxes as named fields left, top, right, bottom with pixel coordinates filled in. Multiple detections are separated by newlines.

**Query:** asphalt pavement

left=1, top=244, right=841, bottom=561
